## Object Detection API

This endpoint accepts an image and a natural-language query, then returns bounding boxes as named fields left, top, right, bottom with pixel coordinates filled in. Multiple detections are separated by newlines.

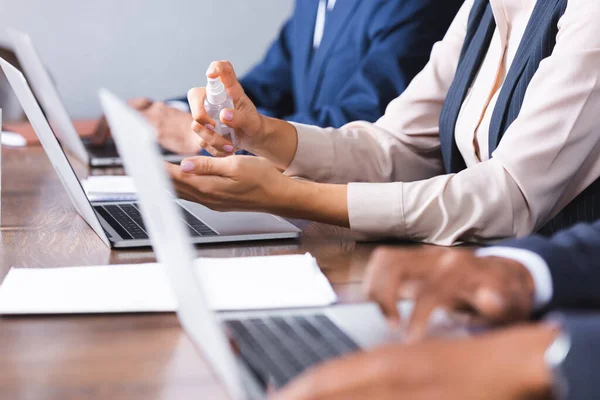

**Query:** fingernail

left=223, top=145, right=234, bottom=153
left=206, top=66, right=217, bottom=76
left=181, top=160, right=194, bottom=172
left=222, top=110, right=234, bottom=121
left=204, top=124, right=215, bottom=131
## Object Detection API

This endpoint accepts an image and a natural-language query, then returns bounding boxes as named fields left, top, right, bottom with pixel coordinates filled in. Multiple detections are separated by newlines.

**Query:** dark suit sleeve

left=283, top=0, right=462, bottom=127
left=546, top=314, right=600, bottom=400
left=238, top=19, right=295, bottom=119
left=500, top=221, right=600, bottom=310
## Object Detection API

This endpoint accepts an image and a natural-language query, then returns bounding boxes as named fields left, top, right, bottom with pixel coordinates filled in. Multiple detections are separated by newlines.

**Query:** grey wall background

left=0, top=0, right=294, bottom=118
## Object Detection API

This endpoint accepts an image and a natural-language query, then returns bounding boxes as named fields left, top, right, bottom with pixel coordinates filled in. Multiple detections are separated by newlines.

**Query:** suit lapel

left=488, top=0, right=562, bottom=152
left=305, top=0, right=360, bottom=105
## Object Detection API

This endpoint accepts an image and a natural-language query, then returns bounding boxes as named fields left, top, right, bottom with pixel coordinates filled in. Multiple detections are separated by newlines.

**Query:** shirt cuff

left=347, top=182, right=407, bottom=238
left=284, top=122, right=335, bottom=182
left=165, top=100, right=190, bottom=113
left=475, top=246, right=554, bottom=310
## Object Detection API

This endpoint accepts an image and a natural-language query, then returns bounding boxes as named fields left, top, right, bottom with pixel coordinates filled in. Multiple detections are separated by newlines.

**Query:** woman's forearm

left=252, top=116, right=299, bottom=171
left=271, top=178, right=350, bottom=228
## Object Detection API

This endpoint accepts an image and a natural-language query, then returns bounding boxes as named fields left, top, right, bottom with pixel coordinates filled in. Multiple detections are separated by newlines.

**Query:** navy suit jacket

left=236, top=0, right=462, bottom=128
left=501, top=220, right=600, bottom=311
left=498, top=223, right=600, bottom=400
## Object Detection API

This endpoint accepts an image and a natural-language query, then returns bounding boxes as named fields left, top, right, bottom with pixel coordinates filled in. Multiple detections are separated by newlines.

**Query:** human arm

left=272, top=323, right=557, bottom=400
left=284, top=0, right=600, bottom=244
left=180, top=1, right=471, bottom=229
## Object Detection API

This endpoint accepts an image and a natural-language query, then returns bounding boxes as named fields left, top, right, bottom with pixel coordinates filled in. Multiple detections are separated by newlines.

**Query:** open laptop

left=7, top=28, right=185, bottom=167
left=0, top=58, right=302, bottom=249
left=100, top=88, right=467, bottom=398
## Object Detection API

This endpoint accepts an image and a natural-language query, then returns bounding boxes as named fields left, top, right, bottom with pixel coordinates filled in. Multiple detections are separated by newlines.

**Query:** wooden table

left=0, top=143, right=417, bottom=400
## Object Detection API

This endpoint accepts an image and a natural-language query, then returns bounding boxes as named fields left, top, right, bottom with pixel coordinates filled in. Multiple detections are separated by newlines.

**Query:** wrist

left=269, top=178, right=349, bottom=227
left=252, top=116, right=298, bottom=170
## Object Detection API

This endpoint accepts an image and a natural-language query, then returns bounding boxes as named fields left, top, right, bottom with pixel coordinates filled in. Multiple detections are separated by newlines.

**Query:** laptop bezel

left=0, top=58, right=112, bottom=247
left=100, top=89, right=255, bottom=399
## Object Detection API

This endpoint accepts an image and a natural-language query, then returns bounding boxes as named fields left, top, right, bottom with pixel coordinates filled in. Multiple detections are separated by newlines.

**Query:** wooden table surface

left=0, top=142, right=419, bottom=400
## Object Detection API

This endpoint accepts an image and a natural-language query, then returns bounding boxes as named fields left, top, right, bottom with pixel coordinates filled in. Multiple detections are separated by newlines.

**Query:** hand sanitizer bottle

left=204, top=77, right=239, bottom=148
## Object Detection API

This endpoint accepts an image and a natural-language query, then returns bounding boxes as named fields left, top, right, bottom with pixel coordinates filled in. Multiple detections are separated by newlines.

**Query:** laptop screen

left=0, top=57, right=110, bottom=247
left=100, top=89, right=247, bottom=400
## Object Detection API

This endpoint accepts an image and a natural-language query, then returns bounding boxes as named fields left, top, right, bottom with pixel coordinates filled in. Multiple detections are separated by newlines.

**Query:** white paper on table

left=81, top=175, right=137, bottom=202
left=0, top=253, right=337, bottom=314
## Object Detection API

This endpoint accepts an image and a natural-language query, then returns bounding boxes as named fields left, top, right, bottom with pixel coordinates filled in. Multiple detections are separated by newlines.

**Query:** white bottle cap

left=206, top=77, right=228, bottom=105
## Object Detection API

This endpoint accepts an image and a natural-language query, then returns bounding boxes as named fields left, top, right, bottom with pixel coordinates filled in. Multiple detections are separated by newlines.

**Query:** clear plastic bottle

left=204, top=77, right=239, bottom=148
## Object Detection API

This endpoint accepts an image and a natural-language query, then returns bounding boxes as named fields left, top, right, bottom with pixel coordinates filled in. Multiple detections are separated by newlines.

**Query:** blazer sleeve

left=547, top=313, right=600, bottom=400
left=238, top=18, right=295, bottom=119
left=500, top=221, right=600, bottom=310
left=282, top=0, right=463, bottom=128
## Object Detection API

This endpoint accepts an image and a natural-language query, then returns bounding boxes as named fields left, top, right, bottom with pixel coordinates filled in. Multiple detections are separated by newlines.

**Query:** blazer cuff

left=475, top=247, right=553, bottom=310
left=347, top=182, right=407, bottom=238
left=497, top=235, right=572, bottom=309
left=284, top=122, right=335, bottom=182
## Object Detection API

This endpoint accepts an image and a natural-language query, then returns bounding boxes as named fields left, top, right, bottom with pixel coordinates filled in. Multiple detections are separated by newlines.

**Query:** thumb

left=180, top=156, right=232, bottom=177
left=220, top=108, right=253, bottom=135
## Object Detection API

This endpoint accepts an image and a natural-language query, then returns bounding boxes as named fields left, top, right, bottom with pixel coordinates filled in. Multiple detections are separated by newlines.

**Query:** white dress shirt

left=476, top=247, right=553, bottom=310
left=313, top=0, right=337, bottom=49
left=284, top=0, right=600, bottom=246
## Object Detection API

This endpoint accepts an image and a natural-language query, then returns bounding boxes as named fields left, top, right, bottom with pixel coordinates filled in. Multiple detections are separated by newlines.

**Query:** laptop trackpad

left=177, top=200, right=299, bottom=236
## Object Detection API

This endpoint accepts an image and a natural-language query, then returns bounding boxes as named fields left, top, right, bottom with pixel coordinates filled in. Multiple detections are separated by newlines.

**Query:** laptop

left=7, top=28, right=185, bottom=167
left=0, top=58, right=302, bottom=249
left=100, top=88, right=467, bottom=399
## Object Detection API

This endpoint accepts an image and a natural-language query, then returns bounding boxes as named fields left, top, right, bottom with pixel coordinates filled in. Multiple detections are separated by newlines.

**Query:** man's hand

left=272, top=324, right=556, bottom=400
left=90, top=98, right=201, bottom=154
left=364, top=247, right=535, bottom=339
left=90, top=97, right=153, bottom=145
left=140, top=102, right=200, bottom=155
left=166, top=155, right=292, bottom=212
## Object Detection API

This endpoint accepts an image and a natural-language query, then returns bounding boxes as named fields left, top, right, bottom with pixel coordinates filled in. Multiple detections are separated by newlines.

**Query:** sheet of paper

left=81, top=176, right=136, bottom=202
left=0, top=254, right=337, bottom=314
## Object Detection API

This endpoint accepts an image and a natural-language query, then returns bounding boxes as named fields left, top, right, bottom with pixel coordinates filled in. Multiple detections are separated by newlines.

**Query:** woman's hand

left=166, top=155, right=350, bottom=227
left=187, top=61, right=299, bottom=169
left=187, top=61, right=263, bottom=156
left=166, top=155, right=292, bottom=213
left=272, top=324, right=556, bottom=400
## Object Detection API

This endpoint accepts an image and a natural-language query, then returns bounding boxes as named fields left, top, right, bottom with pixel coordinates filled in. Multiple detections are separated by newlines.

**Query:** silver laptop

left=0, top=58, right=302, bottom=249
left=100, top=88, right=466, bottom=399
left=7, top=28, right=185, bottom=167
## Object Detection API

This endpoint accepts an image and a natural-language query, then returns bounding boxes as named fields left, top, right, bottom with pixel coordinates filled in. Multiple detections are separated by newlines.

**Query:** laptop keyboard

left=226, top=314, right=359, bottom=388
left=94, top=203, right=218, bottom=240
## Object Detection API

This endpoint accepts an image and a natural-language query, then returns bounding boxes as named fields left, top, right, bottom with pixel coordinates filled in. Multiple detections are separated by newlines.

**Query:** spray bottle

left=204, top=77, right=239, bottom=148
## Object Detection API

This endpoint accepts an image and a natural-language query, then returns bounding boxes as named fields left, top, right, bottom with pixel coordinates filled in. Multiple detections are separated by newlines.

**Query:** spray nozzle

left=205, top=76, right=228, bottom=105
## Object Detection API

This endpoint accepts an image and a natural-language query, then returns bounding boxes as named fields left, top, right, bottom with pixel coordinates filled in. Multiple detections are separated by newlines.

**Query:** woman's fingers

left=191, top=122, right=235, bottom=155
left=220, top=108, right=252, bottom=134
left=179, top=156, right=233, bottom=177
left=188, top=87, right=214, bottom=125
left=206, top=61, right=245, bottom=98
